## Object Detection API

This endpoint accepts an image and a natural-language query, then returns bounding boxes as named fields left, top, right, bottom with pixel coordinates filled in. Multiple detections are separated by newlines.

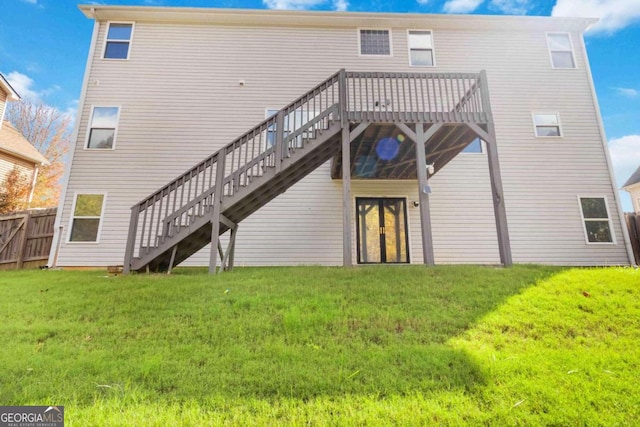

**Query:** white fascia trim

left=578, top=34, right=635, bottom=264
left=49, top=20, right=100, bottom=267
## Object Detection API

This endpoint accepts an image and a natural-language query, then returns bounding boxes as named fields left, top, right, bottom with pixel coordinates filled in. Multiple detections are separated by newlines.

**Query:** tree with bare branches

left=6, top=98, right=72, bottom=208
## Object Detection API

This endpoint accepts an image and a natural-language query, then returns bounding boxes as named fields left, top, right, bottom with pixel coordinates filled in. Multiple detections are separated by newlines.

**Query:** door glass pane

left=358, top=200, right=381, bottom=263
left=383, top=199, right=408, bottom=263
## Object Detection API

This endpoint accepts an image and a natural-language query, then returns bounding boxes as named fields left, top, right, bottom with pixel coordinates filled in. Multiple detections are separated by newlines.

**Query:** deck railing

left=124, top=69, right=489, bottom=271
left=345, top=71, right=486, bottom=123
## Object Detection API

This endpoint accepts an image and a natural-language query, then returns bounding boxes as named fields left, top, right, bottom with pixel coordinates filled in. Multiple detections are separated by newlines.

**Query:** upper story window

left=547, top=33, right=575, bottom=69
left=533, top=113, right=562, bottom=137
left=69, top=193, right=106, bottom=243
left=408, top=30, right=435, bottom=66
left=87, top=106, right=120, bottom=149
left=578, top=197, right=614, bottom=244
left=104, top=23, right=133, bottom=59
left=359, top=29, right=391, bottom=56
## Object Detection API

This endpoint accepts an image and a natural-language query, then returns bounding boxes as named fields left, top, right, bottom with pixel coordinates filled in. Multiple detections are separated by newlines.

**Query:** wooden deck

left=124, top=69, right=511, bottom=273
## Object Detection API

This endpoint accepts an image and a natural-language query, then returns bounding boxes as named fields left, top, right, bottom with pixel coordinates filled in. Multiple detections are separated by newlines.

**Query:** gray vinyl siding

left=55, top=16, right=628, bottom=267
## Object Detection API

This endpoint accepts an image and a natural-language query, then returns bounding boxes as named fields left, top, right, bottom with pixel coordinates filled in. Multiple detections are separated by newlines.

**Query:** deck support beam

left=341, top=125, right=353, bottom=267
left=467, top=122, right=512, bottom=267
left=339, top=69, right=353, bottom=267
left=414, top=123, right=441, bottom=266
left=209, top=152, right=226, bottom=274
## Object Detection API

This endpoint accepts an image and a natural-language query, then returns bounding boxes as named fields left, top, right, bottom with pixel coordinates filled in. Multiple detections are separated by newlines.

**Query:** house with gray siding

left=49, top=5, right=635, bottom=271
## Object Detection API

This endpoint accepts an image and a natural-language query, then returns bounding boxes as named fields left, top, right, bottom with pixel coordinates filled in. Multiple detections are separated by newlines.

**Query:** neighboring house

left=50, top=6, right=635, bottom=271
left=622, top=166, right=640, bottom=214
left=0, top=73, right=20, bottom=125
left=0, top=74, right=49, bottom=206
left=0, top=120, right=49, bottom=205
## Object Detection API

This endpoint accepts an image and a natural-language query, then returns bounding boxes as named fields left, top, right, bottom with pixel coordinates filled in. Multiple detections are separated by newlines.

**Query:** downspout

left=579, top=33, right=636, bottom=266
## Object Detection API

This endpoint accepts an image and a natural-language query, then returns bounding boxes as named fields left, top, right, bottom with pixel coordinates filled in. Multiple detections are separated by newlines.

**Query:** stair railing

left=123, top=70, right=343, bottom=272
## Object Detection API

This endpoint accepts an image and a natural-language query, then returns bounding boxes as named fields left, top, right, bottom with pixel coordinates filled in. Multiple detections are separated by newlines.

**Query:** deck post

left=209, top=151, right=226, bottom=274
left=123, top=205, right=139, bottom=274
left=479, top=70, right=512, bottom=267
left=341, top=125, right=353, bottom=267
left=274, top=110, right=285, bottom=174
left=338, top=69, right=353, bottom=267
left=415, top=124, right=436, bottom=266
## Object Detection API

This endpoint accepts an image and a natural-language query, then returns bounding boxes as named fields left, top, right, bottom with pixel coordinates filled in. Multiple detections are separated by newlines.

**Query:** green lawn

left=1, top=265, right=638, bottom=425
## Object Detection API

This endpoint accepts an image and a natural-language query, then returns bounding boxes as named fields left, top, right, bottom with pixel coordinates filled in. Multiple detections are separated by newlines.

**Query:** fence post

left=15, top=211, right=31, bottom=269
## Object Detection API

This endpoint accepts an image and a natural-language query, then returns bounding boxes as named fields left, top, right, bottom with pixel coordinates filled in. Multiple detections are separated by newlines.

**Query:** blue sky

left=1, top=0, right=639, bottom=210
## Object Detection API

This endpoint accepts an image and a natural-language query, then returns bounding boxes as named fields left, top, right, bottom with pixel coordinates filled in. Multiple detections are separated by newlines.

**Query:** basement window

left=87, top=107, right=120, bottom=149
left=533, top=113, right=562, bottom=137
left=547, top=33, right=575, bottom=69
left=408, top=30, right=435, bottom=66
left=578, top=197, right=614, bottom=244
left=359, top=29, right=391, bottom=56
left=104, top=22, right=134, bottom=60
left=69, top=194, right=106, bottom=242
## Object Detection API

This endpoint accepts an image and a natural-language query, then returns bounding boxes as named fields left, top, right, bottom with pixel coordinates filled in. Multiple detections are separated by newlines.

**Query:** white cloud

left=609, top=135, right=640, bottom=188
left=614, top=87, right=639, bottom=98
left=5, top=71, right=74, bottom=123
left=263, top=0, right=326, bottom=9
left=6, top=71, right=39, bottom=100
left=491, top=0, right=529, bottom=14
left=21, top=0, right=37, bottom=4
left=552, top=0, right=640, bottom=35
left=334, top=0, right=348, bottom=11
left=417, top=0, right=431, bottom=4
left=443, top=0, right=484, bottom=14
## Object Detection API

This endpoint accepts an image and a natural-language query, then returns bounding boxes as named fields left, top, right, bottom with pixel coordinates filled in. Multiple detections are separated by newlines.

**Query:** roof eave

left=0, top=146, right=49, bottom=166
left=78, top=5, right=597, bottom=33
left=0, top=73, right=21, bottom=102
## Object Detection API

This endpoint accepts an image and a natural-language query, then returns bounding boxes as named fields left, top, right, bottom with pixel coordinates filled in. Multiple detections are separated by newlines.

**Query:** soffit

left=79, top=5, right=596, bottom=33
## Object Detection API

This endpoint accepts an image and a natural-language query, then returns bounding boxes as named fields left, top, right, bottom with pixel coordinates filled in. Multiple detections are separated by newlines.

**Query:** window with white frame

left=547, top=33, right=575, bottom=69
left=69, top=194, right=106, bottom=242
left=533, top=113, right=562, bottom=137
left=266, top=109, right=317, bottom=149
left=87, top=107, right=119, bottom=149
left=359, top=29, right=391, bottom=56
left=408, top=30, right=434, bottom=66
left=104, top=23, right=133, bottom=59
left=579, top=197, right=614, bottom=243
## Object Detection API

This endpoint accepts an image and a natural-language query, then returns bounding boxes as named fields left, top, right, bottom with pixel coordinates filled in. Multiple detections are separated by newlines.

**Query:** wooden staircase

left=124, top=69, right=494, bottom=273
left=125, top=72, right=345, bottom=273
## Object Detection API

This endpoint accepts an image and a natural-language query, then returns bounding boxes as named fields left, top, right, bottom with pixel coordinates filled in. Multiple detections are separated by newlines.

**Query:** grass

left=0, top=265, right=638, bottom=425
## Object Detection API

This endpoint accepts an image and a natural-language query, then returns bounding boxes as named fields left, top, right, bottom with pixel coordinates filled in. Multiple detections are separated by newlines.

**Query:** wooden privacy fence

left=625, top=213, right=640, bottom=265
left=0, top=208, right=56, bottom=270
